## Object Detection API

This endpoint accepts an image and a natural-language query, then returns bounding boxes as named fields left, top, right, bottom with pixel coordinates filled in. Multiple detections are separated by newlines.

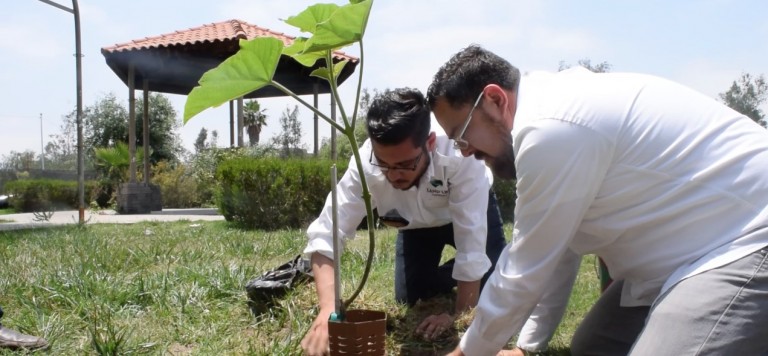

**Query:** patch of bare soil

left=389, top=294, right=477, bottom=356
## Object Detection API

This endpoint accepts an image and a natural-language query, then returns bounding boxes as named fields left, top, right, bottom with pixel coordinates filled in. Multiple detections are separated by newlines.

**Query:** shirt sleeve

left=304, top=150, right=372, bottom=260
left=460, top=120, right=613, bottom=355
left=448, top=155, right=494, bottom=282
left=516, top=249, right=581, bottom=352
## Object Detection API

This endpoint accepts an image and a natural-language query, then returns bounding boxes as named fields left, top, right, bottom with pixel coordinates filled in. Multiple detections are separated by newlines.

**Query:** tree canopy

left=51, top=93, right=183, bottom=165
left=270, top=105, right=304, bottom=157
left=719, top=73, right=767, bottom=127
left=559, top=58, right=612, bottom=73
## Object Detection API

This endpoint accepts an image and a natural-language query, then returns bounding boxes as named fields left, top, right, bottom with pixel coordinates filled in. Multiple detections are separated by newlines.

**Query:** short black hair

left=366, top=87, right=431, bottom=147
left=427, top=44, right=521, bottom=109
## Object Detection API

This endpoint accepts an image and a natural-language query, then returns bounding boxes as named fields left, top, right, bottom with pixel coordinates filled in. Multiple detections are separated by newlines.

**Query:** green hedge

left=215, top=155, right=517, bottom=229
left=216, top=157, right=348, bottom=230
left=5, top=179, right=97, bottom=212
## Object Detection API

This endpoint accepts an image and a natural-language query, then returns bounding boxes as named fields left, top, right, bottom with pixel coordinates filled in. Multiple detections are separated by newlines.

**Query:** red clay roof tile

left=101, top=19, right=357, bottom=62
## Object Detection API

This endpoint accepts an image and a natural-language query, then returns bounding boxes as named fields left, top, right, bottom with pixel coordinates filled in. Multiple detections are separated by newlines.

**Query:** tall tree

left=719, top=73, right=767, bottom=127
left=135, top=93, right=183, bottom=163
left=43, top=113, right=79, bottom=170
left=189, top=128, right=219, bottom=159
left=194, top=128, right=208, bottom=154
left=270, top=105, right=304, bottom=157
left=0, top=150, right=37, bottom=171
left=82, top=93, right=129, bottom=152
left=243, top=99, right=268, bottom=146
left=559, top=58, right=612, bottom=73
left=61, top=92, right=183, bottom=164
left=209, top=130, right=219, bottom=149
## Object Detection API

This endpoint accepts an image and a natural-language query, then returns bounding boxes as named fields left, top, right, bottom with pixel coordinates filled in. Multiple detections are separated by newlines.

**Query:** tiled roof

left=101, top=19, right=357, bottom=62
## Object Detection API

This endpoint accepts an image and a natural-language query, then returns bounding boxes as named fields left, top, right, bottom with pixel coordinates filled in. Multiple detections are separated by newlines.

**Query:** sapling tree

left=184, top=0, right=375, bottom=309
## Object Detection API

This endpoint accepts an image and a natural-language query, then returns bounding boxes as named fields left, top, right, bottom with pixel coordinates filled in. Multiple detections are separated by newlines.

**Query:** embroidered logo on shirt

left=427, top=176, right=449, bottom=196
left=429, top=178, right=444, bottom=187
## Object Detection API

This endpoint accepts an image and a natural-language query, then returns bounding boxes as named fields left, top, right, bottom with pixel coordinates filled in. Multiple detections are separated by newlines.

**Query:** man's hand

left=416, top=312, right=454, bottom=341
left=497, top=348, right=526, bottom=356
left=301, top=314, right=330, bottom=356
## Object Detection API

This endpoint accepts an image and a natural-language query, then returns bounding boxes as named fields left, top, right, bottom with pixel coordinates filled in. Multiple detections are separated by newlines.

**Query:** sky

left=2, top=0, right=767, bottom=160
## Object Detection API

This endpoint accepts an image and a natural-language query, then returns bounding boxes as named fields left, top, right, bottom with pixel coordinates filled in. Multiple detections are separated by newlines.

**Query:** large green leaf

left=303, top=0, right=372, bottom=53
left=283, top=3, right=340, bottom=34
left=283, top=37, right=325, bottom=67
left=310, top=60, right=349, bottom=81
left=184, top=37, right=283, bottom=123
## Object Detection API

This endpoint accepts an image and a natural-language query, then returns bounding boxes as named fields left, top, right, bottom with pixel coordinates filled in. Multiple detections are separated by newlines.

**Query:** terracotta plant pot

left=328, top=309, right=387, bottom=355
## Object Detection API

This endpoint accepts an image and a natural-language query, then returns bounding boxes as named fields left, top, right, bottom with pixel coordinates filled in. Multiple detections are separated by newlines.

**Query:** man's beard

left=488, top=145, right=516, bottom=180
left=480, top=132, right=516, bottom=180
left=387, top=154, right=430, bottom=190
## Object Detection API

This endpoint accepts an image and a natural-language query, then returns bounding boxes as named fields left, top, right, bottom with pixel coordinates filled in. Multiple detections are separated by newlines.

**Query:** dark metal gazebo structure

left=101, top=19, right=359, bottom=213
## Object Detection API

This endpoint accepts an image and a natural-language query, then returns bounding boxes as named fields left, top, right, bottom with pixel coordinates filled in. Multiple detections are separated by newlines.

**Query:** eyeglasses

left=369, top=148, right=425, bottom=172
left=453, top=92, right=484, bottom=150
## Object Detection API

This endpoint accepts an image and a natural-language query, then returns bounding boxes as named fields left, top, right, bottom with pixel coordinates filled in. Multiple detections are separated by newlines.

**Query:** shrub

left=5, top=179, right=97, bottom=212
left=0, top=169, right=17, bottom=194
left=216, top=157, right=347, bottom=230
left=152, top=161, right=204, bottom=208
left=187, top=146, right=276, bottom=207
left=91, top=179, right=115, bottom=209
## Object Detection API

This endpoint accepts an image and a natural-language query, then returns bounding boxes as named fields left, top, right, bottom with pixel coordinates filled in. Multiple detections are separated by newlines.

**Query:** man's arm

left=455, top=280, right=481, bottom=314
left=459, top=121, right=612, bottom=355
left=300, top=253, right=337, bottom=355
left=516, top=249, right=581, bottom=352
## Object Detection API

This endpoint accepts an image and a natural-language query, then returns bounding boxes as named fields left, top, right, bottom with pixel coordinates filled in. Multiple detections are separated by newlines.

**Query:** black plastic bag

left=246, top=255, right=313, bottom=314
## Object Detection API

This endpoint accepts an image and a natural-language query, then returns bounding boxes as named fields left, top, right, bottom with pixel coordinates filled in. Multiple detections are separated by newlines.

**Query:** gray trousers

left=571, top=245, right=768, bottom=355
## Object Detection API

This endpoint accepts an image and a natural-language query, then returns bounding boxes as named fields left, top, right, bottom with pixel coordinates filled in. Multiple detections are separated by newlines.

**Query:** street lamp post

left=38, top=0, right=84, bottom=224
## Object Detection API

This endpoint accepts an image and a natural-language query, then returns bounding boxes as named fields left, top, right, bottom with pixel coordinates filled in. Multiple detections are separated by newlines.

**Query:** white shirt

left=461, top=68, right=768, bottom=355
left=304, top=135, right=495, bottom=282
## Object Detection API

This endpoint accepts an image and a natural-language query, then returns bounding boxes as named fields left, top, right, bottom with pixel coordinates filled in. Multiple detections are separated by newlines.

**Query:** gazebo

left=101, top=19, right=359, bottom=213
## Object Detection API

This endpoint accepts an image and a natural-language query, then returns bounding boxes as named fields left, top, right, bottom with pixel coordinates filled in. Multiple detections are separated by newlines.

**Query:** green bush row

left=216, top=157, right=348, bottom=230
left=4, top=179, right=98, bottom=212
left=216, top=154, right=518, bottom=229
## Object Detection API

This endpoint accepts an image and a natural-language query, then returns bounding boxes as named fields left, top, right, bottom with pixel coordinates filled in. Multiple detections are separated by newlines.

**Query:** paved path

left=0, top=208, right=225, bottom=231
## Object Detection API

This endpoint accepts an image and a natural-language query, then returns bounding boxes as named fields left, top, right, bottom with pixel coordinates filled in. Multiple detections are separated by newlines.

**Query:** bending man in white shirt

left=428, top=44, right=768, bottom=355
left=300, top=88, right=563, bottom=355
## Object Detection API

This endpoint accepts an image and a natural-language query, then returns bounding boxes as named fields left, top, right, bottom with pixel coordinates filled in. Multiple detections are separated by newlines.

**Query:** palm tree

left=94, top=141, right=147, bottom=182
left=244, top=99, right=268, bottom=146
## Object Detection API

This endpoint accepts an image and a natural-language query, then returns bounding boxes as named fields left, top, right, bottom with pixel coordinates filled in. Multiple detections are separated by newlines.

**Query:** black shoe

left=0, top=325, right=49, bottom=350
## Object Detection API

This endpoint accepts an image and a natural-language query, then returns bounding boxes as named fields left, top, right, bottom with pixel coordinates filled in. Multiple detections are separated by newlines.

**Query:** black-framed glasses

left=453, top=92, right=484, bottom=150
left=369, top=148, right=426, bottom=172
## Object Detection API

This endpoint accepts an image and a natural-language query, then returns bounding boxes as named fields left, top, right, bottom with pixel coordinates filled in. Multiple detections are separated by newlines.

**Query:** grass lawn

left=0, top=221, right=600, bottom=355
left=0, top=208, right=16, bottom=223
